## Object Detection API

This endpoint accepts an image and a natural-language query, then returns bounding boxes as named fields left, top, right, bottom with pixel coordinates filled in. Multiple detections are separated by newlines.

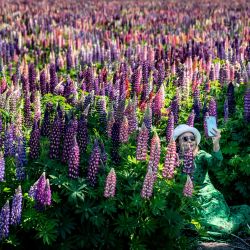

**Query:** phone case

left=206, top=116, right=217, bottom=137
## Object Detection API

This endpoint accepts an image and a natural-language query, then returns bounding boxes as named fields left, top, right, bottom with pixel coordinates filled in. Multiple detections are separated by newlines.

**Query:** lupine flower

left=171, top=95, right=179, bottom=124
left=143, top=104, right=152, bottom=131
left=4, top=124, right=15, bottom=157
left=41, top=102, right=53, bottom=137
left=104, top=168, right=116, bottom=198
left=183, top=175, right=193, bottom=197
left=15, top=136, right=27, bottom=181
left=166, top=112, right=174, bottom=143
left=0, top=200, right=10, bottom=240
left=43, top=179, right=51, bottom=206
left=119, top=116, right=129, bottom=143
left=141, top=168, right=154, bottom=199
left=77, top=115, right=88, bottom=154
left=10, top=185, right=22, bottom=226
left=29, top=120, right=41, bottom=160
left=36, top=172, right=46, bottom=206
left=162, top=140, right=179, bottom=179
left=66, top=46, right=73, bottom=71
left=183, top=148, right=194, bottom=175
left=24, top=92, right=31, bottom=127
left=126, top=99, right=138, bottom=135
left=68, top=137, right=80, bottom=179
left=87, top=140, right=100, bottom=186
left=49, top=63, right=57, bottom=93
left=136, top=123, right=149, bottom=161
left=40, top=70, right=47, bottom=95
left=96, top=97, right=107, bottom=133
left=244, top=88, right=250, bottom=122
left=99, top=141, right=107, bottom=166
left=107, top=111, right=115, bottom=138
left=187, top=109, right=195, bottom=127
left=0, top=152, right=5, bottom=181
left=208, top=97, right=217, bottom=120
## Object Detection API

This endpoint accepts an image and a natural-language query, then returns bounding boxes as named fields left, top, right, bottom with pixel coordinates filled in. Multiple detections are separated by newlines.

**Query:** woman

left=173, top=124, right=250, bottom=238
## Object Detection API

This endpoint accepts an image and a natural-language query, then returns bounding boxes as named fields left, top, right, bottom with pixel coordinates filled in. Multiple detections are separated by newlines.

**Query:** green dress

left=190, top=149, right=250, bottom=238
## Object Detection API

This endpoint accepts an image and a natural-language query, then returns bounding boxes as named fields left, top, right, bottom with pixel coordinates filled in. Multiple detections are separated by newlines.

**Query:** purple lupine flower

left=0, top=115, right=3, bottom=148
left=208, top=97, right=217, bottom=120
left=107, top=111, right=115, bottom=138
left=10, top=185, right=22, bottom=226
left=28, top=63, right=36, bottom=102
left=162, top=140, right=179, bottom=179
left=62, top=117, right=78, bottom=163
left=77, top=115, right=88, bottom=154
left=15, top=136, right=27, bottom=181
left=183, top=175, right=193, bottom=197
left=119, top=116, right=129, bottom=143
left=99, top=141, right=107, bottom=166
left=29, top=120, right=40, bottom=160
left=41, top=102, right=53, bottom=137
left=96, top=97, right=107, bottom=133
left=111, top=121, right=121, bottom=165
left=143, top=104, right=152, bottom=131
left=4, top=124, right=15, bottom=157
left=28, top=180, right=38, bottom=199
left=183, top=148, right=194, bottom=175
left=104, top=168, right=116, bottom=198
left=171, top=95, right=179, bottom=124
left=148, top=133, right=161, bottom=180
left=87, top=140, right=100, bottom=186
left=125, top=99, right=138, bottom=135
left=24, top=92, right=32, bottom=127
left=35, top=172, right=46, bottom=206
left=227, top=82, right=236, bottom=117
left=68, top=137, right=80, bottom=179
left=224, top=98, right=229, bottom=122
left=141, top=168, right=154, bottom=199
left=40, top=70, right=47, bottom=96
left=136, top=123, right=149, bottom=161
left=166, top=112, right=174, bottom=143
left=244, top=88, right=250, bottom=122
left=66, top=46, right=73, bottom=71
left=0, top=200, right=10, bottom=240
left=49, top=63, right=57, bottom=93
left=0, top=152, right=5, bottom=181
left=187, top=109, right=195, bottom=127
left=43, top=179, right=51, bottom=206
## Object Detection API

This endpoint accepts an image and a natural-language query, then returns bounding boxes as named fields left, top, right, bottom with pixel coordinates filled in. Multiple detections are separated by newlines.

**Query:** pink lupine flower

left=136, top=123, right=149, bottom=161
left=183, top=175, right=193, bottom=197
left=104, top=168, right=116, bottom=198
left=119, top=116, right=129, bottom=143
left=141, top=168, right=154, bottom=199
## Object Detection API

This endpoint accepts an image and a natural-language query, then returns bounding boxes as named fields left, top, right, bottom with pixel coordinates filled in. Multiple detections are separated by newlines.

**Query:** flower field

left=0, top=0, right=250, bottom=249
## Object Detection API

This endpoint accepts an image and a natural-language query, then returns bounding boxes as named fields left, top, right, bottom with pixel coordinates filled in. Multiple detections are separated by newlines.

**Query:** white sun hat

left=173, top=124, right=201, bottom=145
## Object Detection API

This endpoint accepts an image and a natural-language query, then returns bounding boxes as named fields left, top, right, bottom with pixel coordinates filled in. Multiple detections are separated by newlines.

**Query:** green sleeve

left=203, top=150, right=223, bottom=170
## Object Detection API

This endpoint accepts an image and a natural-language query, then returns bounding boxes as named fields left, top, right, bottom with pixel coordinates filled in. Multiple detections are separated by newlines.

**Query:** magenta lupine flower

left=104, top=168, right=116, bottom=198
left=183, top=175, right=193, bottom=197
left=36, top=172, right=46, bottom=206
left=141, top=168, right=154, bottom=199
left=0, top=200, right=10, bottom=240
left=68, top=137, right=80, bottom=179
left=119, top=116, right=129, bottom=143
left=162, top=140, right=179, bottom=179
left=10, top=185, right=22, bottom=226
left=244, top=88, right=250, bottom=122
left=208, top=97, right=217, bottom=120
left=0, top=152, right=5, bottom=181
left=29, top=120, right=41, bottom=160
left=148, top=133, right=161, bottom=179
left=166, top=112, right=174, bottom=143
left=131, top=66, right=142, bottom=96
left=87, top=140, right=101, bottom=186
left=77, top=115, right=88, bottom=154
left=187, top=109, right=195, bottom=127
left=136, top=123, right=149, bottom=161
left=183, top=149, right=194, bottom=175
left=43, top=179, right=51, bottom=206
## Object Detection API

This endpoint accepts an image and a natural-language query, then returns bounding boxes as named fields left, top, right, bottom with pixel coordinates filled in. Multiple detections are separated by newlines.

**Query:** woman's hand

left=210, top=128, right=221, bottom=152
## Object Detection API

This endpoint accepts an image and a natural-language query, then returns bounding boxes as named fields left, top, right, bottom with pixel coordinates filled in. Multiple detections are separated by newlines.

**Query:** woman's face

left=178, top=132, right=197, bottom=153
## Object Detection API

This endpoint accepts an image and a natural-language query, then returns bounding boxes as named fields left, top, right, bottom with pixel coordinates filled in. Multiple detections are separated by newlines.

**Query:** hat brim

left=173, top=125, right=201, bottom=145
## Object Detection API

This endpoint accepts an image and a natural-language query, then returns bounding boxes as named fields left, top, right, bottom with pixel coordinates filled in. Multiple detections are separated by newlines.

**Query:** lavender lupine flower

left=87, top=140, right=100, bottom=186
left=136, top=123, right=149, bottom=161
left=148, top=133, right=161, bottom=179
left=208, top=97, right=217, bottom=120
left=77, top=115, right=88, bottom=154
left=187, top=109, right=195, bottom=127
left=183, top=148, right=194, bottom=175
left=227, top=82, right=236, bottom=116
left=29, top=120, right=41, bottom=160
left=43, top=179, right=51, bottom=206
left=183, top=175, right=193, bottom=197
left=96, top=97, right=107, bottom=133
left=104, top=168, right=116, bottom=198
left=162, top=140, right=179, bottom=179
left=244, top=88, right=250, bottom=122
left=0, top=200, right=10, bottom=240
left=4, top=124, right=15, bottom=157
left=15, top=136, right=27, bottom=181
left=10, top=185, right=22, bottom=226
left=166, top=112, right=174, bottom=143
left=0, top=152, right=5, bottom=181
left=41, top=102, right=53, bottom=137
left=119, top=116, right=129, bottom=143
left=62, top=117, right=78, bottom=163
left=143, top=104, right=152, bottom=131
left=224, top=98, right=229, bottom=122
left=68, top=137, right=80, bottom=179
left=141, top=168, right=154, bottom=199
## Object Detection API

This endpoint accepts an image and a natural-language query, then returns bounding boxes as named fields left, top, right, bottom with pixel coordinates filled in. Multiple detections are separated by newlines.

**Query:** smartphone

left=206, top=116, right=217, bottom=137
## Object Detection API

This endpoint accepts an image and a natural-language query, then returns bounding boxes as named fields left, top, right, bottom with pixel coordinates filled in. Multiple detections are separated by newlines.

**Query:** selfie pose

left=173, top=124, right=250, bottom=238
